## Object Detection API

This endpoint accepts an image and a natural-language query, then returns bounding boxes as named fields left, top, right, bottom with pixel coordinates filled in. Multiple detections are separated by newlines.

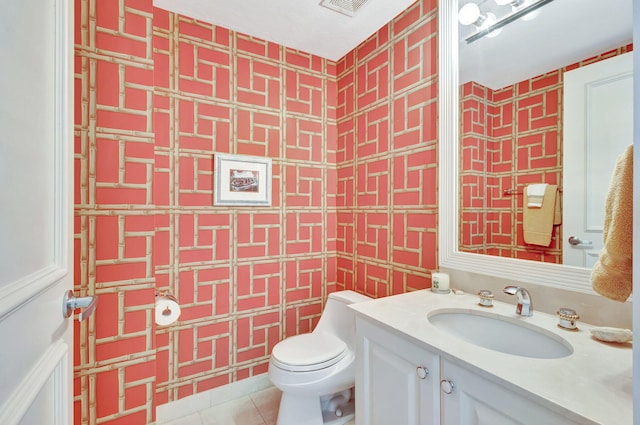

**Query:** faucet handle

left=477, top=290, right=494, bottom=307
left=557, top=308, right=580, bottom=330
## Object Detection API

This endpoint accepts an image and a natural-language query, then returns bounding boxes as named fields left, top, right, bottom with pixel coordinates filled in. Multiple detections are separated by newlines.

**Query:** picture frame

left=213, top=153, right=272, bottom=206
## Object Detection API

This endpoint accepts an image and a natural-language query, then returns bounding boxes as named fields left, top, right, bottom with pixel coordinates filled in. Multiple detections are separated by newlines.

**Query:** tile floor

left=161, top=386, right=355, bottom=425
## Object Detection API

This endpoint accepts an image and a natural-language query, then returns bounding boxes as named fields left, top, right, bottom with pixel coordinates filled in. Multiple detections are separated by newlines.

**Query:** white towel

left=526, top=184, right=548, bottom=208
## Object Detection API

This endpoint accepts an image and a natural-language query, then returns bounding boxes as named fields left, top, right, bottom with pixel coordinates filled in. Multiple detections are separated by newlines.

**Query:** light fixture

left=458, top=3, right=484, bottom=26
left=482, top=13, right=497, bottom=27
left=519, top=9, right=541, bottom=21
left=460, top=0, right=555, bottom=43
left=515, top=0, right=541, bottom=21
left=494, top=0, right=525, bottom=6
left=484, top=16, right=503, bottom=38
left=479, top=13, right=503, bottom=38
left=494, top=0, right=540, bottom=21
left=459, top=3, right=504, bottom=38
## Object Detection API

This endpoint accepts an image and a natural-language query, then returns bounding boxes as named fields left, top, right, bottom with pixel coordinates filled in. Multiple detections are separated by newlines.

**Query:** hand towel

left=526, top=184, right=548, bottom=207
left=523, top=184, right=559, bottom=246
left=591, top=145, right=633, bottom=302
left=553, top=189, right=562, bottom=225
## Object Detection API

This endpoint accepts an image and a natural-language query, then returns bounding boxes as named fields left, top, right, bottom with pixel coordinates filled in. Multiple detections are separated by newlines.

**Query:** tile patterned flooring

left=161, top=387, right=355, bottom=425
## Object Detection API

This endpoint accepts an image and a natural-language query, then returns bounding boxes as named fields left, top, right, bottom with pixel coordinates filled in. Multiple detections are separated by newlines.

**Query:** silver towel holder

left=503, top=187, right=563, bottom=196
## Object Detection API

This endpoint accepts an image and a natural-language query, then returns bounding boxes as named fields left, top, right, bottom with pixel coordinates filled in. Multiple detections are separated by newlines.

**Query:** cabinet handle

left=416, top=366, right=429, bottom=379
left=440, top=379, right=454, bottom=394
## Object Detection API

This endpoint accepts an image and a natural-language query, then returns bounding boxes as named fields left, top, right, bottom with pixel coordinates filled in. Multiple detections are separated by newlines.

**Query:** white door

left=0, top=1, right=74, bottom=424
left=563, top=52, right=633, bottom=268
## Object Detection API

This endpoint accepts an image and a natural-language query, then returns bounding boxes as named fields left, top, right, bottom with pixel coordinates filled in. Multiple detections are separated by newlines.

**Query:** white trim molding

left=0, top=341, right=69, bottom=425
left=437, top=0, right=597, bottom=295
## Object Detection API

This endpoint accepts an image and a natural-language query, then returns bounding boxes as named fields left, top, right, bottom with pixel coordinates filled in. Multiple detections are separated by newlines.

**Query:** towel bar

left=503, top=187, right=563, bottom=196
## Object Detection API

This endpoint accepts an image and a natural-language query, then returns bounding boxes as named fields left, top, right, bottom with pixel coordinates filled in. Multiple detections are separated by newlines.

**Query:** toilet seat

left=271, top=331, right=348, bottom=372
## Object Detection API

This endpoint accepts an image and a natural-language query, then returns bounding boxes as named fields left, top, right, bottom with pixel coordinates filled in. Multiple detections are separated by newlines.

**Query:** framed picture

left=213, top=153, right=272, bottom=206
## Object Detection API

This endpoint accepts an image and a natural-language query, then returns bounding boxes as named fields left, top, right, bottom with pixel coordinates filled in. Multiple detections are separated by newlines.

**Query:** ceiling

left=152, top=0, right=633, bottom=88
left=153, top=0, right=418, bottom=61
left=459, top=0, right=633, bottom=89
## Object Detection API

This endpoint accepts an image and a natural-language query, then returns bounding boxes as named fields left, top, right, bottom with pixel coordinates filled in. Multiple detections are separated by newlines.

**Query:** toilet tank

left=313, top=290, right=372, bottom=347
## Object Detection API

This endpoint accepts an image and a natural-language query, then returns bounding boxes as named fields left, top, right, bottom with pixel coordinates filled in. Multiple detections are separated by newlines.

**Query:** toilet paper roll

left=155, top=295, right=181, bottom=326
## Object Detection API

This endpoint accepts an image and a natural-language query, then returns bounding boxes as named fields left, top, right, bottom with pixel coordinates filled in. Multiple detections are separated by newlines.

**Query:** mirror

left=438, top=0, right=633, bottom=292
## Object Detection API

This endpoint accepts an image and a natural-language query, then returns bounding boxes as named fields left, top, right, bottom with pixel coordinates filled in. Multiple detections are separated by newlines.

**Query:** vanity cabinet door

left=356, top=318, right=440, bottom=425
left=440, top=361, right=583, bottom=425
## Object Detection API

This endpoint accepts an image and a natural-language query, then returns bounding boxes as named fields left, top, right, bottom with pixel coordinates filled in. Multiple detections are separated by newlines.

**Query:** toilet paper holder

left=156, top=291, right=178, bottom=316
left=155, top=291, right=181, bottom=325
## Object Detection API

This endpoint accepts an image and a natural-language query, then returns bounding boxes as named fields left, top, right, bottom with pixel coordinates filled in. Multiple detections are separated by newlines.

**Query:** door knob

left=568, top=236, right=593, bottom=247
left=63, top=290, right=98, bottom=321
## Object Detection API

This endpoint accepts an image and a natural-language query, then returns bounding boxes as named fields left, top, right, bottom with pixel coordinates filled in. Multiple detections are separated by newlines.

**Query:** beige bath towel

left=523, top=184, right=560, bottom=246
left=591, top=145, right=633, bottom=302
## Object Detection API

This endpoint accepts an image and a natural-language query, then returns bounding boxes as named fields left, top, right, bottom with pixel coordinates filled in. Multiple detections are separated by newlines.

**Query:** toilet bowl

left=268, top=290, right=372, bottom=425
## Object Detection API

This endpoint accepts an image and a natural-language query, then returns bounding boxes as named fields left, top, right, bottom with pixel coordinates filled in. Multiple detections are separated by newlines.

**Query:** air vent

left=319, top=0, right=370, bottom=17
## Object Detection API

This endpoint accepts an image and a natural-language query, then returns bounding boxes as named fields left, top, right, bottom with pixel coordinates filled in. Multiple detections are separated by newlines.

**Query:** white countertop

left=350, top=290, right=633, bottom=425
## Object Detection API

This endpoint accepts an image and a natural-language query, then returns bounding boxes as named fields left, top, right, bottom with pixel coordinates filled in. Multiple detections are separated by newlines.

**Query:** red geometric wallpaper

left=74, top=0, right=439, bottom=423
left=152, top=9, right=337, bottom=406
left=336, top=0, right=439, bottom=298
left=74, top=0, right=157, bottom=423
left=75, top=0, right=338, bottom=422
left=459, top=44, right=633, bottom=264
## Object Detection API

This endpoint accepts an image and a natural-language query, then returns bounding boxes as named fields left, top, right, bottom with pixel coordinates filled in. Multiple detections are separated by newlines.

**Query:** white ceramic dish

left=590, top=327, right=633, bottom=343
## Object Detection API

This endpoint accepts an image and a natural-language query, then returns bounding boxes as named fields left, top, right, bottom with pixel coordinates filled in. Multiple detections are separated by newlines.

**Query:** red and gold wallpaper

left=151, top=7, right=340, bottom=406
left=74, top=0, right=157, bottom=423
left=73, top=0, right=438, bottom=423
left=336, top=0, right=438, bottom=297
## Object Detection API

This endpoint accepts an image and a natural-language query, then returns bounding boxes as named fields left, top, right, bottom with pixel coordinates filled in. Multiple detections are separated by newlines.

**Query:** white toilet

left=268, top=290, right=372, bottom=425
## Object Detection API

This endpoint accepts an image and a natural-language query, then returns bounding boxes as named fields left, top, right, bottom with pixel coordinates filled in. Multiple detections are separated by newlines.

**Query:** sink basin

left=427, top=309, right=573, bottom=359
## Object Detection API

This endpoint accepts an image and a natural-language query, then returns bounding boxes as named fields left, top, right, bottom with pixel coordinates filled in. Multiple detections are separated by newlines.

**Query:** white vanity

left=351, top=290, right=632, bottom=425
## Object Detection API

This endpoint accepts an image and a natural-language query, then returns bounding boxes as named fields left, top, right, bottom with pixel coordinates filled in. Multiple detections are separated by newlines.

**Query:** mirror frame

left=437, top=0, right=594, bottom=294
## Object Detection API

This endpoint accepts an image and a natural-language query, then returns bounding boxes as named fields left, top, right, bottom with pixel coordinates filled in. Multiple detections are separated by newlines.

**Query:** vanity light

left=517, top=1, right=542, bottom=21
left=494, top=0, right=524, bottom=6
left=519, top=9, right=541, bottom=21
left=484, top=14, right=503, bottom=38
left=462, top=0, right=554, bottom=43
left=458, top=3, right=484, bottom=26
left=497, top=0, right=541, bottom=21
left=458, top=3, right=503, bottom=38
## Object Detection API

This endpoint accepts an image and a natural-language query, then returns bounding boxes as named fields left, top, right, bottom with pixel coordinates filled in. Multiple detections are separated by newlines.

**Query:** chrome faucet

left=503, top=286, right=533, bottom=317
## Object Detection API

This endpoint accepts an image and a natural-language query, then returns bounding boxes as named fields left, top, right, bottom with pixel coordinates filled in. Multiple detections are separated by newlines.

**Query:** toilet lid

left=271, top=331, right=348, bottom=372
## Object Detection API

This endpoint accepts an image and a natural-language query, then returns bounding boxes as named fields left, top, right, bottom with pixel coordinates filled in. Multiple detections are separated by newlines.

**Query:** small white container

left=431, top=271, right=450, bottom=294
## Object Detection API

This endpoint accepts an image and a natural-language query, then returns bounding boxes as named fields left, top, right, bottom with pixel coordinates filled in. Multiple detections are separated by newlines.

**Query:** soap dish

left=590, top=327, right=633, bottom=343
